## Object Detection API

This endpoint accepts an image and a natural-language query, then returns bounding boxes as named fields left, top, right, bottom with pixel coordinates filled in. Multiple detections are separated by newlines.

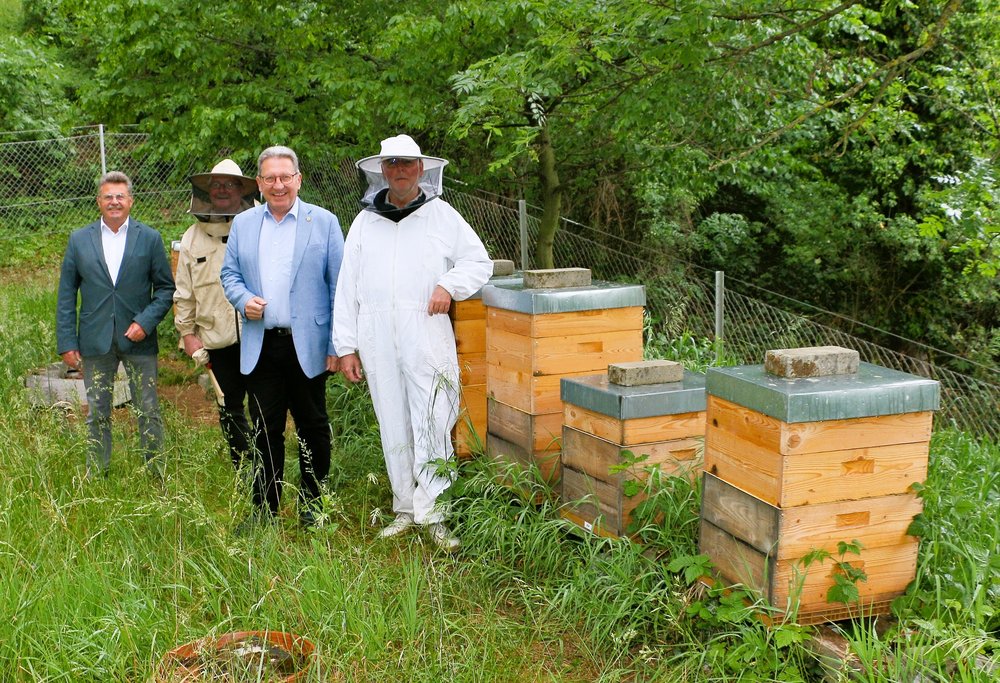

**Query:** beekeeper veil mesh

left=356, top=135, right=448, bottom=208
left=188, top=159, right=258, bottom=221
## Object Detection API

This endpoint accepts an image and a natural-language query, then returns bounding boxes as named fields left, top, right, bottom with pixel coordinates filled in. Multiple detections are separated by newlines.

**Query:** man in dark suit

left=221, top=146, right=344, bottom=531
left=56, top=171, right=175, bottom=479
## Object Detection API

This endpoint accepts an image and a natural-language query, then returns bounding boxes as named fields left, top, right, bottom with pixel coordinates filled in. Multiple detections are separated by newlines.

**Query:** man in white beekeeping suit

left=333, top=134, right=492, bottom=551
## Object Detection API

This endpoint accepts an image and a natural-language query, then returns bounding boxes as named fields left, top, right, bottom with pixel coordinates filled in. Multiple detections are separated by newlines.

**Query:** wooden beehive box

left=450, top=268, right=522, bottom=458
left=483, top=277, right=645, bottom=488
left=560, top=370, right=707, bottom=537
left=700, top=358, right=940, bottom=624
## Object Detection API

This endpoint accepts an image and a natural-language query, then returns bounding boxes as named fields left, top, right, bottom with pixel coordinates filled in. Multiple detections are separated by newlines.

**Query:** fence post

left=714, top=270, right=725, bottom=365
left=518, top=199, right=528, bottom=270
left=98, top=124, right=107, bottom=176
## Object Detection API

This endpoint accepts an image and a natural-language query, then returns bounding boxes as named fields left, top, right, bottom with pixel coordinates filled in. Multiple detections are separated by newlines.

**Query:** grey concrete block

left=491, top=259, right=515, bottom=276
left=523, top=267, right=592, bottom=289
left=24, top=362, right=131, bottom=409
left=608, top=360, right=684, bottom=386
left=764, top=346, right=860, bottom=378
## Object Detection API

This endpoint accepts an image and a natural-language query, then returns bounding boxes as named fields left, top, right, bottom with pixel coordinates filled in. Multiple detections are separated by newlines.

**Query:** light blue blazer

left=221, top=200, right=344, bottom=378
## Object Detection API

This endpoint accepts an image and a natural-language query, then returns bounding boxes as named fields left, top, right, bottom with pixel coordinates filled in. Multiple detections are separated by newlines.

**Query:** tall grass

left=1, top=265, right=998, bottom=681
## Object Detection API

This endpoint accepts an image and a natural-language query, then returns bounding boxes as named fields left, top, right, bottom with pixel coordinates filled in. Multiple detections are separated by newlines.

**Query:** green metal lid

left=561, top=371, right=707, bottom=419
left=466, top=273, right=524, bottom=301
left=482, top=280, right=646, bottom=314
left=706, top=362, right=940, bottom=423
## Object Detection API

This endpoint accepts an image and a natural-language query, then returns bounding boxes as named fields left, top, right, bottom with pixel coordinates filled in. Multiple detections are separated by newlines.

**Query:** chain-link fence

left=3, top=127, right=997, bottom=440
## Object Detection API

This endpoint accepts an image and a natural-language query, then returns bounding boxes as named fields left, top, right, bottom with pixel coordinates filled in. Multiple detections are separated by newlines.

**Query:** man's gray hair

left=257, top=146, right=299, bottom=175
left=97, top=171, right=133, bottom=194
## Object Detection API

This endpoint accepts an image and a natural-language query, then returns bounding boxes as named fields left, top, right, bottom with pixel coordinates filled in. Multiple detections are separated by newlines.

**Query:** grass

left=1, top=265, right=998, bottom=681
left=0, top=0, right=19, bottom=32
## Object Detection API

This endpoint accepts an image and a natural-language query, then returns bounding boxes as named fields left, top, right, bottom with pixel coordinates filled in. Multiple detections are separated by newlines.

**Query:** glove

left=192, top=348, right=210, bottom=367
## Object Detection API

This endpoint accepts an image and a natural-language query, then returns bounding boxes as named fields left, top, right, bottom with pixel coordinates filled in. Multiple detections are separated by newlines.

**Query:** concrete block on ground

left=608, top=360, right=684, bottom=386
left=764, top=346, right=860, bottom=378
left=24, top=362, right=131, bottom=409
left=523, top=267, right=592, bottom=289
left=491, top=259, right=515, bottom=276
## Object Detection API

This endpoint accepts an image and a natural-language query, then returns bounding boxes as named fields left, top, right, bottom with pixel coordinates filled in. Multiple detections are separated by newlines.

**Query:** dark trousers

left=246, top=331, right=330, bottom=516
left=207, top=343, right=250, bottom=469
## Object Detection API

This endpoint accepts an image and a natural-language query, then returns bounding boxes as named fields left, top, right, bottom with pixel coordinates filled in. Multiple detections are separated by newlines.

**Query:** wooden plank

left=458, top=352, right=486, bottom=385
left=486, top=398, right=562, bottom=452
left=705, top=423, right=928, bottom=507
left=774, top=493, right=922, bottom=559
left=487, top=365, right=592, bottom=414
left=707, top=396, right=934, bottom=454
left=487, top=327, right=642, bottom=376
left=529, top=329, right=642, bottom=375
left=562, top=426, right=701, bottom=484
left=454, top=319, right=486, bottom=354
left=700, top=519, right=917, bottom=622
left=701, top=473, right=922, bottom=558
left=701, top=472, right=780, bottom=554
left=779, top=442, right=929, bottom=507
left=699, top=520, right=772, bottom=602
left=704, top=424, right=783, bottom=507
left=560, top=509, right=621, bottom=539
left=564, top=404, right=706, bottom=445
left=486, top=432, right=561, bottom=486
left=487, top=306, right=643, bottom=338
left=770, top=541, right=918, bottom=616
left=560, top=466, right=622, bottom=535
left=454, top=383, right=488, bottom=457
left=450, top=298, right=485, bottom=321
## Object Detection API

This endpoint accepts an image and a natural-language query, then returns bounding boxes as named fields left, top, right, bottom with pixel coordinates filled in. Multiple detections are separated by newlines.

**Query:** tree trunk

left=534, top=125, right=561, bottom=269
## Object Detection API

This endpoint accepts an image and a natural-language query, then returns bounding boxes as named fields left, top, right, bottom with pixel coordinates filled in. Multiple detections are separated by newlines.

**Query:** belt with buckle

left=266, top=327, right=293, bottom=337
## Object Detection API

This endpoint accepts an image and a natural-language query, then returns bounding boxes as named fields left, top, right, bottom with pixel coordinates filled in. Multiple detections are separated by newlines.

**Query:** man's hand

left=326, top=355, right=341, bottom=373
left=340, top=352, right=363, bottom=383
left=427, top=285, right=452, bottom=315
left=124, top=322, right=147, bottom=342
left=245, top=296, right=267, bottom=320
left=61, top=350, right=81, bottom=370
left=182, top=334, right=204, bottom=357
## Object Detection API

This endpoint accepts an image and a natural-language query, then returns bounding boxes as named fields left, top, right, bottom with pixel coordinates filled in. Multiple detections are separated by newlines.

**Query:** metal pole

left=518, top=199, right=529, bottom=270
left=98, top=124, right=107, bottom=175
left=714, top=271, right=725, bottom=365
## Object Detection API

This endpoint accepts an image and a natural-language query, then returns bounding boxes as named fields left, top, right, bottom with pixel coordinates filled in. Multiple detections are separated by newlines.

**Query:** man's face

left=382, top=158, right=423, bottom=205
left=96, top=182, right=133, bottom=228
left=208, top=176, right=244, bottom=214
left=257, top=157, right=300, bottom=217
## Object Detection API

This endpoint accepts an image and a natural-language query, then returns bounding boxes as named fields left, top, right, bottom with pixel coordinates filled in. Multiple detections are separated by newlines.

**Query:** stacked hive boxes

left=560, top=360, right=707, bottom=538
left=483, top=268, right=645, bottom=486
left=699, top=347, right=939, bottom=624
left=449, top=260, right=521, bottom=458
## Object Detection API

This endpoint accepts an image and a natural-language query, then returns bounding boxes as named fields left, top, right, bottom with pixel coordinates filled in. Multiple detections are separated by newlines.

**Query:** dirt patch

left=158, top=356, right=220, bottom=425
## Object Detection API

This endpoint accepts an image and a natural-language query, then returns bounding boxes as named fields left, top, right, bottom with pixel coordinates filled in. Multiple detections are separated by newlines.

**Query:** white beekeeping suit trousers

left=334, top=198, right=492, bottom=525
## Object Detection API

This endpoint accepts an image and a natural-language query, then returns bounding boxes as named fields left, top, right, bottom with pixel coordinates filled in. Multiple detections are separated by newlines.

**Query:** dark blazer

left=56, top=218, right=176, bottom=357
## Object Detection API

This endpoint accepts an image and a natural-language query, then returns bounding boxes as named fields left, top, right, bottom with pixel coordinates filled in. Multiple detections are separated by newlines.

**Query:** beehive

left=560, top=368, right=706, bottom=537
left=700, top=356, right=940, bottom=624
left=450, top=266, right=522, bottom=458
left=483, top=275, right=644, bottom=488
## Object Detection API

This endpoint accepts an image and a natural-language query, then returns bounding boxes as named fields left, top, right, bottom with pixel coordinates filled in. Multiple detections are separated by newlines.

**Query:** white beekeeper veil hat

left=188, top=158, right=258, bottom=220
left=356, top=134, right=449, bottom=208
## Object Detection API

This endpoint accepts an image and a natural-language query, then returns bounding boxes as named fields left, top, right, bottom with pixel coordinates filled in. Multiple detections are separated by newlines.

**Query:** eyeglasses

left=209, top=180, right=242, bottom=191
left=381, top=158, right=419, bottom=167
left=259, top=173, right=299, bottom=186
left=99, top=193, right=130, bottom=202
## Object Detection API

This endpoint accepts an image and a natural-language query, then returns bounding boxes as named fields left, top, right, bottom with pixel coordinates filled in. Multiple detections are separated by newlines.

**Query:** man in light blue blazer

left=56, top=171, right=175, bottom=479
left=221, top=145, right=344, bottom=532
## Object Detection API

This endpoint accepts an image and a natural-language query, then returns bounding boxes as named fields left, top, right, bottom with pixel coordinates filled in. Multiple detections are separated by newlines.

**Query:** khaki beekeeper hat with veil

left=188, top=159, right=258, bottom=220
left=356, top=134, right=449, bottom=209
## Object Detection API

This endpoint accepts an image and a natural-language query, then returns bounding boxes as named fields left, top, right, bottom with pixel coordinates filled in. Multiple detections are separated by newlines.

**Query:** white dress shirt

left=100, top=219, right=129, bottom=285
left=258, top=198, right=298, bottom=328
